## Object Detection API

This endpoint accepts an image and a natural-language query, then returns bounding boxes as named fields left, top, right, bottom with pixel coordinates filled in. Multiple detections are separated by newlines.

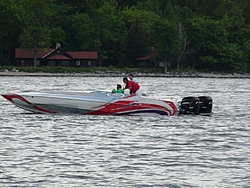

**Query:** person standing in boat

left=128, top=73, right=147, bottom=96
left=128, top=74, right=138, bottom=83
left=123, top=77, right=142, bottom=96
left=112, top=84, right=124, bottom=93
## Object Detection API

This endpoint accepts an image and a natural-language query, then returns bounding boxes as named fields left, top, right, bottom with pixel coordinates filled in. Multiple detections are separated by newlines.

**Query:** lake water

left=0, top=76, right=249, bottom=188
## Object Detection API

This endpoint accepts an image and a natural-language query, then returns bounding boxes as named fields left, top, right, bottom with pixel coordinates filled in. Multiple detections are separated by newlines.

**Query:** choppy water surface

left=0, top=76, right=249, bottom=188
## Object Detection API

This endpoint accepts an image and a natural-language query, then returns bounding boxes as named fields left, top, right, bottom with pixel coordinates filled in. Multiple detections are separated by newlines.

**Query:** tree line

left=0, top=0, right=250, bottom=72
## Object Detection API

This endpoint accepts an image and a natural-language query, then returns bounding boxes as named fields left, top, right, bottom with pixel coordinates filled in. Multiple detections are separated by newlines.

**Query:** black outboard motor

left=198, top=96, right=213, bottom=116
left=180, top=97, right=200, bottom=115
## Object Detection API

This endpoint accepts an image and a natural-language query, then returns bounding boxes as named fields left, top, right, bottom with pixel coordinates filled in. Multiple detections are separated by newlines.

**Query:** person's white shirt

left=135, top=87, right=142, bottom=96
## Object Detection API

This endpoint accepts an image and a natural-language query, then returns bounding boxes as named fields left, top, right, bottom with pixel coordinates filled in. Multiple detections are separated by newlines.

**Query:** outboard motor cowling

left=181, top=97, right=200, bottom=115
left=198, top=96, right=213, bottom=116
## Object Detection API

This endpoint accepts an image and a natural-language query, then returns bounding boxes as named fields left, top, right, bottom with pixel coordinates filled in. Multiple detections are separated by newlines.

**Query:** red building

left=135, top=52, right=157, bottom=67
left=15, top=47, right=98, bottom=67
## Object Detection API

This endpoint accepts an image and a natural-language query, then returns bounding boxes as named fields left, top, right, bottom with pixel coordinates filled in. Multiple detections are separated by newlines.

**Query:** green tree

left=91, top=1, right=126, bottom=66
left=176, top=6, right=196, bottom=70
left=149, top=3, right=181, bottom=73
left=71, top=13, right=98, bottom=51
left=214, top=0, right=250, bottom=71
left=121, top=6, right=158, bottom=67
left=0, top=0, right=21, bottom=65
left=48, top=1, right=71, bottom=48
left=186, top=16, right=243, bottom=71
left=18, top=0, right=53, bottom=66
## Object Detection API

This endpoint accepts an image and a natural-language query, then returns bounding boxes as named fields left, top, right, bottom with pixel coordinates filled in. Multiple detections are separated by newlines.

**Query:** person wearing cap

left=123, top=77, right=142, bottom=96
left=112, top=84, right=124, bottom=93
left=128, top=74, right=138, bottom=83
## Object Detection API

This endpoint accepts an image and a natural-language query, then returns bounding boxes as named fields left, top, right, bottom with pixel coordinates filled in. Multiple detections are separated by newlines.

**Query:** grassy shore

left=0, top=66, right=164, bottom=74
left=0, top=66, right=249, bottom=78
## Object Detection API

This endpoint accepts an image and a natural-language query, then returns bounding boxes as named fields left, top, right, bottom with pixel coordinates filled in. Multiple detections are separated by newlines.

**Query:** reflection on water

left=0, top=77, right=249, bottom=188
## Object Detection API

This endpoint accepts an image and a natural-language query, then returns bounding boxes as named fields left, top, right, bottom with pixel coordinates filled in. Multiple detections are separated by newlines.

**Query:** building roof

left=67, top=52, right=98, bottom=59
left=135, top=52, right=156, bottom=61
left=15, top=48, right=98, bottom=60
left=46, top=54, right=72, bottom=60
left=15, top=48, right=54, bottom=59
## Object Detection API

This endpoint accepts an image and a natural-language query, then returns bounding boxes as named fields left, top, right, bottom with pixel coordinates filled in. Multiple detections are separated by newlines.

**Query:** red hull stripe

left=2, top=94, right=56, bottom=113
left=88, top=100, right=177, bottom=116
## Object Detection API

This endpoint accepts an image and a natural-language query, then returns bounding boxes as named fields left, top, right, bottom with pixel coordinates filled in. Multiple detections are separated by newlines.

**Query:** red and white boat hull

left=1, top=91, right=180, bottom=116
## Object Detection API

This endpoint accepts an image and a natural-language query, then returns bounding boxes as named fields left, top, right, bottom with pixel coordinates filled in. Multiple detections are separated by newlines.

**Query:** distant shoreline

left=0, top=71, right=250, bottom=78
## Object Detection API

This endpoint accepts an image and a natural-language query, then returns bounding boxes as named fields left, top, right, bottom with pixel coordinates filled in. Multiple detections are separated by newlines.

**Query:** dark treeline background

left=0, top=0, right=250, bottom=72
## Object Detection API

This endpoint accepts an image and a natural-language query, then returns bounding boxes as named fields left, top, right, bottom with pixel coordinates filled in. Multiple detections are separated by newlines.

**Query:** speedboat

left=1, top=91, right=212, bottom=116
